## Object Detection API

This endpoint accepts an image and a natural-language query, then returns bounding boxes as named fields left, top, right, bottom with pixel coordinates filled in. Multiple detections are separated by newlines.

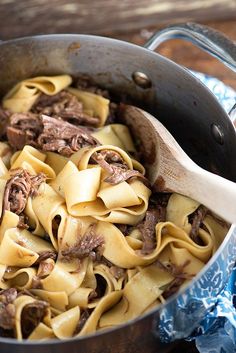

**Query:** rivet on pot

left=211, top=124, right=224, bottom=145
left=132, top=71, right=152, bottom=89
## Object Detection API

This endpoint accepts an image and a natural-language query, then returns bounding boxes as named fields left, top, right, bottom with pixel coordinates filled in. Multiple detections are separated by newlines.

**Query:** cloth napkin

left=187, top=71, right=236, bottom=353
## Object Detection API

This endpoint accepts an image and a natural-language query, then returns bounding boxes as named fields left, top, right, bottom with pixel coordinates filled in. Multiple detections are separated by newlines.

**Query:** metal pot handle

left=144, top=22, right=236, bottom=73
left=144, top=22, right=236, bottom=121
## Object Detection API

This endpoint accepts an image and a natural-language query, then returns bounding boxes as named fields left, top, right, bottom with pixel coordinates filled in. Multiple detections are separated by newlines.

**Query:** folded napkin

left=187, top=72, right=236, bottom=353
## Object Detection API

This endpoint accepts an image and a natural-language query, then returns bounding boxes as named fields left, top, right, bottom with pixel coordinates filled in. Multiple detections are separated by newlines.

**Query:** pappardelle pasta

left=0, top=75, right=229, bottom=340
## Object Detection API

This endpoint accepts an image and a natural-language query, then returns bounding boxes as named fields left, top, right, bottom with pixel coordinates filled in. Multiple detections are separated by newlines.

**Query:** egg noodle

left=0, top=75, right=228, bottom=340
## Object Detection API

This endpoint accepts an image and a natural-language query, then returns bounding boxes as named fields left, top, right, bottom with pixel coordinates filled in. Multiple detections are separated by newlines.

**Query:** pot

left=0, top=23, right=235, bottom=353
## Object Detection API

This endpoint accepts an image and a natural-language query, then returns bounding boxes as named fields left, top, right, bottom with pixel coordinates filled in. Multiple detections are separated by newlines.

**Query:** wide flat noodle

left=3, top=75, right=72, bottom=113
left=31, top=289, right=68, bottom=312
left=28, top=323, right=55, bottom=340
left=0, top=142, right=12, bottom=169
left=96, top=219, right=213, bottom=269
left=31, top=183, right=67, bottom=250
left=51, top=306, right=80, bottom=339
left=91, top=124, right=136, bottom=152
left=99, top=265, right=174, bottom=327
left=10, top=145, right=55, bottom=179
left=52, top=146, right=151, bottom=224
left=4, top=267, right=37, bottom=290
left=78, top=291, right=123, bottom=336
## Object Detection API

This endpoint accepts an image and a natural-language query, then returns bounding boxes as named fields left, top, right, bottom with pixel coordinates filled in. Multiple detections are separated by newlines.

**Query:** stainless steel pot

left=0, top=23, right=235, bottom=353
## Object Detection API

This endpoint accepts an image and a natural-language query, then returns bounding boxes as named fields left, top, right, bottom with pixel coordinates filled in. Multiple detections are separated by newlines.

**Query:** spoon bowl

left=122, top=105, right=236, bottom=225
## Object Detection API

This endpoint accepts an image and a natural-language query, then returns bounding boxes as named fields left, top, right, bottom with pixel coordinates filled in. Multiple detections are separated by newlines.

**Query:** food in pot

left=0, top=75, right=229, bottom=340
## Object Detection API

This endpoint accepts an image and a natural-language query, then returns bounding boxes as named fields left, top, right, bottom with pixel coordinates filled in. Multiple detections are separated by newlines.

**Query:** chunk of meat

left=6, top=112, right=43, bottom=150
left=37, top=258, right=55, bottom=279
left=35, top=250, right=57, bottom=264
left=33, top=91, right=100, bottom=126
left=21, top=300, right=49, bottom=338
left=31, top=276, right=42, bottom=289
left=38, top=115, right=99, bottom=157
left=138, top=208, right=166, bottom=255
left=74, top=75, right=110, bottom=99
left=0, top=288, right=17, bottom=331
left=91, top=150, right=148, bottom=185
left=189, top=206, right=208, bottom=244
left=150, top=193, right=171, bottom=209
left=0, top=168, right=46, bottom=224
left=0, top=288, right=17, bottom=305
left=74, top=310, right=90, bottom=335
left=156, top=260, right=192, bottom=299
left=61, top=225, right=104, bottom=261
left=0, top=107, right=11, bottom=139
left=17, top=214, right=29, bottom=230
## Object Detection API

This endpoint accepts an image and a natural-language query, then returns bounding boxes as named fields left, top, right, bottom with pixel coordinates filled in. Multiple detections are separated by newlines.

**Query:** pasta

left=0, top=75, right=229, bottom=341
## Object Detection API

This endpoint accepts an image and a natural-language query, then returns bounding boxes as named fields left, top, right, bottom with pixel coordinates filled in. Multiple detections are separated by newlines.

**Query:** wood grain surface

left=0, top=0, right=236, bottom=39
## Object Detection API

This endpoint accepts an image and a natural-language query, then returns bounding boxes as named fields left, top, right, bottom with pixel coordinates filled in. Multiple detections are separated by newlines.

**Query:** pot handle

left=144, top=22, right=236, bottom=73
left=144, top=22, right=236, bottom=123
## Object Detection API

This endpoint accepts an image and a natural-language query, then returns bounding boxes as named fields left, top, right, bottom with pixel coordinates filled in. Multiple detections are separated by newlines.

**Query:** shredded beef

left=74, top=309, right=90, bottom=335
left=0, top=288, right=17, bottom=305
left=35, top=250, right=57, bottom=264
left=149, top=193, right=171, bottom=208
left=61, top=225, right=104, bottom=261
left=105, top=102, right=118, bottom=125
left=33, top=91, right=100, bottom=127
left=21, top=300, right=49, bottom=338
left=138, top=208, right=166, bottom=255
left=156, top=260, right=192, bottom=299
left=31, top=276, right=42, bottom=289
left=38, top=115, right=99, bottom=157
left=0, top=288, right=17, bottom=332
left=0, top=168, right=46, bottom=224
left=74, top=75, right=110, bottom=99
left=91, top=150, right=148, bottom=185
left=6, top=112, right=43, bottom=150
left=37, top=259, right=55, bottom=279
left=189, top=206, right=208, bottom=244
left=17, top=289, right=38, bottom=299
left=0, top=107, right=11, bottom=139
left=17, top=214, right=29, bottom=230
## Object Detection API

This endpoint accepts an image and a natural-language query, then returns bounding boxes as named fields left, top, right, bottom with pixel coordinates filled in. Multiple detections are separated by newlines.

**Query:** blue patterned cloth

left=188, top=72, right=236, bottom=353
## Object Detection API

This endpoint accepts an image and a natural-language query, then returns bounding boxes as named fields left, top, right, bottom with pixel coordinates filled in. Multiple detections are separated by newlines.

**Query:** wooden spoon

left=121, top=105, right=236, bottom=225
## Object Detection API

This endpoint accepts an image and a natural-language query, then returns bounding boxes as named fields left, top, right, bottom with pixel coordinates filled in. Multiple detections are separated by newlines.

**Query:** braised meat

left=38, top=115, right=99, bottom=157
left=91, top=150, right=148, bottom=185
left=0, top=107, right=11, bottom=139
left=138, top=208, right=166, bottom=254
left=6, top=112, right=43, bottom=150
left=61, top=225, right=104, bottom=261
left=21, top=300, right=49, bottom=338
left=0, top=168, right=46, bottom=224
left=189, top=206, right=208, bottom=244
left=0, top=288, right=17, bottom=331
left=33, top=91, right=99, bottom=127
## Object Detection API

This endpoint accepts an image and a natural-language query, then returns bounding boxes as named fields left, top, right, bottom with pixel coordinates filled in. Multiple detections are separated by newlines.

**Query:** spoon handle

left=180, top=164, right=236, bottom=225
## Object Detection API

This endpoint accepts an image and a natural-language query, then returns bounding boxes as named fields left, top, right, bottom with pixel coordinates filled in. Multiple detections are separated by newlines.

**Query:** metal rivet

left=132, top=71, right=152, bottom=89
left=211, top=124, right=224, bottom=145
